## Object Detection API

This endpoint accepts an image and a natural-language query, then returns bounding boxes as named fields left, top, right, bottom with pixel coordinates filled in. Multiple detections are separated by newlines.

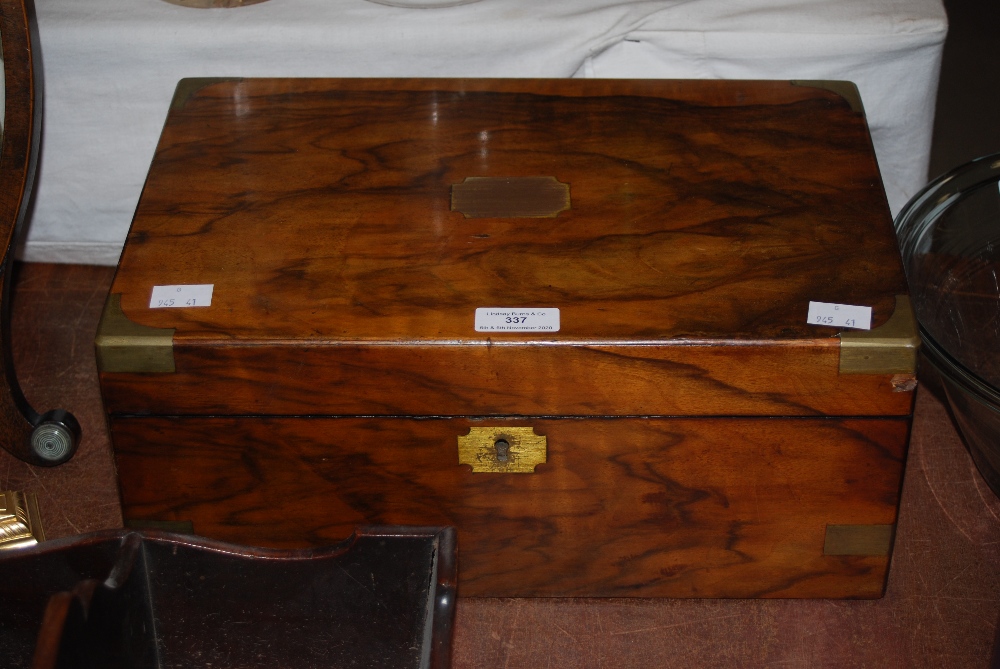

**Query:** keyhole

left=494, top=438, right=510, bottom=463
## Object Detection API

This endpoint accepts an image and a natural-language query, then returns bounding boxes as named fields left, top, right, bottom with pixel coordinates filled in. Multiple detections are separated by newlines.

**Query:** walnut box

left=97, top=78, right=918, bottom=597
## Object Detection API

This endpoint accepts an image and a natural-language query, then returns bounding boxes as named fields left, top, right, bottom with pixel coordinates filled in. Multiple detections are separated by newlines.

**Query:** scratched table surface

left=2, top=263, right=998, bottom=669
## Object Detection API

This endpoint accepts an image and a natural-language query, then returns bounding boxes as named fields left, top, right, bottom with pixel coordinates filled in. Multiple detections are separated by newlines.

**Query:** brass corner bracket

left=0, top=490, right=44, bottom=550
left=839, top=295, right=919, bottom=375
left=95, top=294, right=176, bottom=373
left=458, top=426, right=547, bottom=473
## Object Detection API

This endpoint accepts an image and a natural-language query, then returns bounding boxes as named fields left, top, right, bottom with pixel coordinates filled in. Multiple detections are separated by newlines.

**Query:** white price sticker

left=807, top=301, right=871, bottom=330
left=475, top=308, right=560, bottom=332
left=150, top=284, right=214, bottom=309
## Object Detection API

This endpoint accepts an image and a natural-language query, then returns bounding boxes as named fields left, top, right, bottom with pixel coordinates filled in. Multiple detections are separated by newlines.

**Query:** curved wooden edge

left=2, top=524, right=458, bottom=567
left=0, top=0, right=80, bottom=466
left=790, top=80, right=865, bottom=114
left=170, top=77, right=242, bottom=112
left=12, top=526, right=458, bottom=668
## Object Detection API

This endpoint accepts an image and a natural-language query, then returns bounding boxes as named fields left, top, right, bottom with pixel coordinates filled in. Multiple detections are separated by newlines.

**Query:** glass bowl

left=895, top=153, right=1000, bottom=494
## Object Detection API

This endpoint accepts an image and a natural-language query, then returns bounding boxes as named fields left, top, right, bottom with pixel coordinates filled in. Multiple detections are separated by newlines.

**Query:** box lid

left=98, top=78, right=916, bottom=417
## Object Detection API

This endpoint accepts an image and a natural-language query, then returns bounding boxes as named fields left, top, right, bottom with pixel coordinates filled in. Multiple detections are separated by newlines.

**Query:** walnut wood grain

left=101, top=340, right=914, bottom=417
left=103, top=78, right=909, bottom=418
left=111, top=415, right=909, bottom=598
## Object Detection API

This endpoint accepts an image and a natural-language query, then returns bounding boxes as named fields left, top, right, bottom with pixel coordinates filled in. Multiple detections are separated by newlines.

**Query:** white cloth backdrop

left=25, top=0, right=946, bottom=264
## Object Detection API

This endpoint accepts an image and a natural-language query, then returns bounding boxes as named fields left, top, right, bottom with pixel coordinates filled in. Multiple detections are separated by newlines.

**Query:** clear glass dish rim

left=894, top=151, right=1000, bottom=263
left=920, top=325, right=1000, bottom=409
left=894, top=152, right=1000, bottom=399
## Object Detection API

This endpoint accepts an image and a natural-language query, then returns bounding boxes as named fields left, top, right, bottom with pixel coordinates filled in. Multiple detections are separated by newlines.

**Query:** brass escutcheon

left=457, top=427, right=547, bottom=473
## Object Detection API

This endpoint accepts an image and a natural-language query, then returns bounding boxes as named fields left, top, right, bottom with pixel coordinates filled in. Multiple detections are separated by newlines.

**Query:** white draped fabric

left=25, top=0, right=946, bottom=264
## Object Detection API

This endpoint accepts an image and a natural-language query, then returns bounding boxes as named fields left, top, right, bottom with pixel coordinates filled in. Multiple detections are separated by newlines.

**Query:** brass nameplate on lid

left=458, top=427, right=547, bottom=473
left=451, top=176, right=570, bottom=218
left=0, top=490, right=44, bottom=550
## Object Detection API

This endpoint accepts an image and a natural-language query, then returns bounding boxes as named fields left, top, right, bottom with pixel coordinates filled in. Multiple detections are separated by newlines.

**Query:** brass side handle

left=457, top=427, right=547, bottom=473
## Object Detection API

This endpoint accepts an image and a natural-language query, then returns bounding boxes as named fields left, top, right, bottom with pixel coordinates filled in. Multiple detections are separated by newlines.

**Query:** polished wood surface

left=112, top=415, right=908, bottom=598
left=103, top=78, right=909, bottom=418
left=102, top=341, right=914, bottom=417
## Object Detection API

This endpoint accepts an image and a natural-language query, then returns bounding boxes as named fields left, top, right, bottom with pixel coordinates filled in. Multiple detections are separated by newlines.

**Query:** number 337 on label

left=475, top=308, right=560, bottom=332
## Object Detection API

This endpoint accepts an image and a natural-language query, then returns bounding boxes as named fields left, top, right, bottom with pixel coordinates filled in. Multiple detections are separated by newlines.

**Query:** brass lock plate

left=457, top=427, right=547, bottom=473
